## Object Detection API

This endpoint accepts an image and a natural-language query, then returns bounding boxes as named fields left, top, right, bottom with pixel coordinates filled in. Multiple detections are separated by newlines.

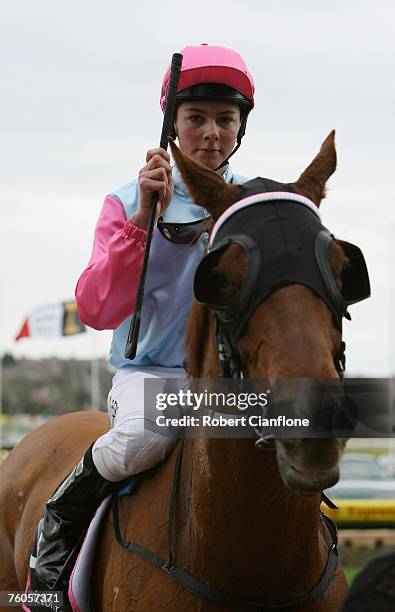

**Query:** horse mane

left=184, top=300, right=210, bottom=378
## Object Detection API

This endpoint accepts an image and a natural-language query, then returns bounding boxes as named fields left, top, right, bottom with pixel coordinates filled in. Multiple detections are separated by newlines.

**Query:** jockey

left=29, top=44, right=255, bottom=594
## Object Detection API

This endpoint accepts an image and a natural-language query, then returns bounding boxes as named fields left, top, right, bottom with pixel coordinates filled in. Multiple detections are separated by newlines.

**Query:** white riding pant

left=92, top=366, right=185, bottom=482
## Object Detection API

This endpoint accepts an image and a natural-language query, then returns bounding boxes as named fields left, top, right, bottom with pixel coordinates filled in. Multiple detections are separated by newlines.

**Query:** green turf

left=344, top=566, right=362, bottom=584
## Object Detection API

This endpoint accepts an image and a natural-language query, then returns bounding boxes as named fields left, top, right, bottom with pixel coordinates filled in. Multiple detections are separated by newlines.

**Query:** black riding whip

left=124, top=52, right=183, bottom=359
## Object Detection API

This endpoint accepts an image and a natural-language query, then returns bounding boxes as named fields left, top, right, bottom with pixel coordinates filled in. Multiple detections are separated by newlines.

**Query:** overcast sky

left=1, top=0, right=394, bottom=375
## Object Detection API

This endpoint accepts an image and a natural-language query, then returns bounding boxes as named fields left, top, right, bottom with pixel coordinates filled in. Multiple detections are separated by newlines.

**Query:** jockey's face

left=175, top=101, right=241, bottom=170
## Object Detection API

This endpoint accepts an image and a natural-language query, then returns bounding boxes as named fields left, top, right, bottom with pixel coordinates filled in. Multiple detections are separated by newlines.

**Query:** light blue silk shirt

left=109, top=165, right=248, bottom=369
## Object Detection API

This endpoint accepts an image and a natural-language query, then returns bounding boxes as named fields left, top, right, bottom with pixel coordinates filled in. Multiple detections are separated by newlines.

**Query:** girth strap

left=112, top=441, right=339, bottom=610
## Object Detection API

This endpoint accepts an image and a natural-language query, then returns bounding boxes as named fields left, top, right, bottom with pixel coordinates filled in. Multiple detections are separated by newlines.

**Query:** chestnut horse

left=0, top=132, right=368, bottom=610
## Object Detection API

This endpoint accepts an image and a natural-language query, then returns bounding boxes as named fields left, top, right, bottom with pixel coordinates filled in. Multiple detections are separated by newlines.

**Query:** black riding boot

left=30, top=444, right=114, bottom=594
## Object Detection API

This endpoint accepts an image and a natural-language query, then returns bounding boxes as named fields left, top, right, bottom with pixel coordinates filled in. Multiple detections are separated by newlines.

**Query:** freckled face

left=175, top=101, right=241, bottom=169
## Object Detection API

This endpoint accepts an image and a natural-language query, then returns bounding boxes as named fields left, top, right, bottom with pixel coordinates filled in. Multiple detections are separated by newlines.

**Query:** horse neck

left=176, top=437, right=326, bottom=600
left=181, top=310, right=329, bottom=600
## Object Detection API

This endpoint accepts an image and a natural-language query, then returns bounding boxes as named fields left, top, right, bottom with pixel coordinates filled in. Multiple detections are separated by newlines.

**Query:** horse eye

left=210, top=270, right=230, bottom=290
left=338, top=260, right=351, bottom=291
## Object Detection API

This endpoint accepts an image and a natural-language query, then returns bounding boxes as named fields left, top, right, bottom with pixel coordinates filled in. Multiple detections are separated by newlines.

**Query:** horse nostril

left=332, top=395, right=358, bottom=437
left=269, top=383, right=357, bottom=439
left=306, top=391, right=357, bottom=438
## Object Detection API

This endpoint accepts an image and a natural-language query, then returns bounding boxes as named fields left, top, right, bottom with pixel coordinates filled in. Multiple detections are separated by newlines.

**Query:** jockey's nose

left=204, top=119, right=220, bottom=141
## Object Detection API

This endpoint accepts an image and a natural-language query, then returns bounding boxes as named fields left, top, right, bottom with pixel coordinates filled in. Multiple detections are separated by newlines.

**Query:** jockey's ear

left=292, top=130, right=337, bottom=207
left=169, top=140, right=241, bottom=220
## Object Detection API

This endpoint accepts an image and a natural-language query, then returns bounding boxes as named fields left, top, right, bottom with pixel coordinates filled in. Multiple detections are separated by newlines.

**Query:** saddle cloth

left=22, top=497, right=111, bottom=612
left=68, top=495, right=112, bottom=612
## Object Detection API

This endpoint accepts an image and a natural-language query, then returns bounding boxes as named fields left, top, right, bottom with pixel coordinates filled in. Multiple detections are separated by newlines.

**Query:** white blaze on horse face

left=175, top=101, right=241, bottom=170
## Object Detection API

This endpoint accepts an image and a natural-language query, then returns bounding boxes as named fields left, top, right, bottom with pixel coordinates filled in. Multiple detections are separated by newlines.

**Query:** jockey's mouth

left=198, top=148, right=221, bottom=152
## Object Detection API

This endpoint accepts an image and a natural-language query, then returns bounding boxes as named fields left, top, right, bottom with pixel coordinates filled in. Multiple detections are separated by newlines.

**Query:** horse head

left=170, top=133, right=370, bottom=496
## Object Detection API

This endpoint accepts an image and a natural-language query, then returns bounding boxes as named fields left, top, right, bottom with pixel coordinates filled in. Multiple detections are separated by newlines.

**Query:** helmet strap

left=215, top=139, right=242, bottom=171
left=214, top=112, right=248, bottom=171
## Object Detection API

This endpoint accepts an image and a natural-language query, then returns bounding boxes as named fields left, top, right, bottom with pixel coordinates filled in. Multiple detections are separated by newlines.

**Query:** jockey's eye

left=217, top=116, right=235, bottom=126
left=188, top=114, right=203, bottom=124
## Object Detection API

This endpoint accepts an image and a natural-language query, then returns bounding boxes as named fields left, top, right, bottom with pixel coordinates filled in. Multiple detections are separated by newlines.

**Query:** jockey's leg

left=29, top=366, right=184, bottom=595
left=32, top=443, right=113, bottom=593
left=92, top=366, right=183, bottom=480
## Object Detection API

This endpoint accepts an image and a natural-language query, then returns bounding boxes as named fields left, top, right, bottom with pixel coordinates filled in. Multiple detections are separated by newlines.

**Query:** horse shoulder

left=93, top=442, right=201, bottom=611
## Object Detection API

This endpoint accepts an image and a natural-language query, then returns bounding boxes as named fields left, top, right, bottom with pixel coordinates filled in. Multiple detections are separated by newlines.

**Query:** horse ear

left=293, top=130, right=337, bottom=207
left=169, top=140, right=241, bottom=219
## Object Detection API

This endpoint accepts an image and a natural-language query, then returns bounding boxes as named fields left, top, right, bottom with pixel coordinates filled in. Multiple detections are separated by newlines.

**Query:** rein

left=112, top=440, right=340, bottom=610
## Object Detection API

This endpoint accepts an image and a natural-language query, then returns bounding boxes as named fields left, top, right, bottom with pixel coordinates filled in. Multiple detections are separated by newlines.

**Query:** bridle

left=113, top=184, right=370, bottom=609
left=199, top=187, right=369, bottom=449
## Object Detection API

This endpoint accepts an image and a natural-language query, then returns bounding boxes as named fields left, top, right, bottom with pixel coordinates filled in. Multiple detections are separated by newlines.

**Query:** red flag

left=15, top=318, right=30, bottom=341
left=15, top=300, right=86, bottom=341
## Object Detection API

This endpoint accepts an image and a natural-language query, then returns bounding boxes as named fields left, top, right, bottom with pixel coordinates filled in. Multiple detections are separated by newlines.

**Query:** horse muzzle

left=275, top=439, right=344, bottom=495
left=268, top=380, right=355, bottom=494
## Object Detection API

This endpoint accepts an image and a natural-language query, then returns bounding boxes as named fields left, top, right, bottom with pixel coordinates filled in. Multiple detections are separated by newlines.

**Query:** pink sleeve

left=75, top=195, right=147, bottom=330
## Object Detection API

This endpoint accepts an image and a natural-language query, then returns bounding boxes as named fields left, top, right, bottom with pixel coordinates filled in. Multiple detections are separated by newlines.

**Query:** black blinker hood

left=194, top=178, right=370, bottom=342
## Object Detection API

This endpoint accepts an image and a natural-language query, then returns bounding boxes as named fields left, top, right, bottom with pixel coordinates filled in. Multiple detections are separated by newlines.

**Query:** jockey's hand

left=132, top=148, right=173, bottom=229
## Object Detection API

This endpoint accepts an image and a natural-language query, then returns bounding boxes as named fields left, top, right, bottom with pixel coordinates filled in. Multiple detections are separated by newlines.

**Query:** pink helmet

left=161, top=44, right=255, bottom=166
left=160, top=44, right=255, bottom=112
